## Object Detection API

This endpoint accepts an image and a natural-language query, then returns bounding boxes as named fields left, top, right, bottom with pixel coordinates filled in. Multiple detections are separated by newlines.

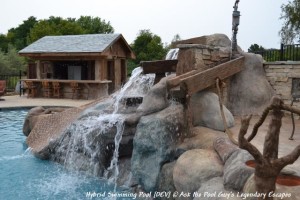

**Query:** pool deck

left=0, top=95, right=95, bottom=109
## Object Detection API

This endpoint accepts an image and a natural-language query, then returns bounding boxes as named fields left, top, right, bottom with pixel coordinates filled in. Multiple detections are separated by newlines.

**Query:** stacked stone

left=264, top=62, right=300, bottom=109
left=176, top=44, right=231, bottom=75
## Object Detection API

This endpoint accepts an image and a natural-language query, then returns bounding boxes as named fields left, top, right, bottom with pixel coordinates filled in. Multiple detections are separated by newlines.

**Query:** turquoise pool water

left=0, top=109, right=133, bottom=200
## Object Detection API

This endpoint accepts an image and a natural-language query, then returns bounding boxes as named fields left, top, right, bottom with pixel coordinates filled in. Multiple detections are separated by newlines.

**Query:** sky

left=1, top=0, right=288, bottom=51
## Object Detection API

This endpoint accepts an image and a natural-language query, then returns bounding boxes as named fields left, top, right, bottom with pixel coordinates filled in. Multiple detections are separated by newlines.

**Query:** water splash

left=53, top=66, right=155, bottom=190
left=165, top=48, right=179, bottom=60
left=0, top=147, right=33, bottom=161
left=104, top=117, right=125, bottom=190
left=112, top=67, right=155, bottom=114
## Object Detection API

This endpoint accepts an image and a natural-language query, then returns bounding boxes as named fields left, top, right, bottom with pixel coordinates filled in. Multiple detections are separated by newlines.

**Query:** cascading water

left=53, top=67, right=155, bottom=190
left=165, top=48, right=179, bottom=60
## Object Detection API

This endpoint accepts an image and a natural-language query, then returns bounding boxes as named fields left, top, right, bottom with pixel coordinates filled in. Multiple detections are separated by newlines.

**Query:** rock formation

left=228, top=52, right=275, bottom=115
left=21, top=33, right=285, bottom=199
left=191, top=91, right=234, bottom=131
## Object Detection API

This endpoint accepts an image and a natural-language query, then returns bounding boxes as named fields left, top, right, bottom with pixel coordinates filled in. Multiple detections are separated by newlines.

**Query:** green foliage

left=27, top=16, right=85, bottom=44
left=0, top=34, right=9, bottom=52
left=28, top=16, right=115, bottom=44
left=0, top=15, right=115, bottom=52
left=0, top=51, right=10, bottom=74
left=8, top=16, right=38, bottom=50
left=248, top=44, right=265, bottom=53
left=76, top=16, right=114, bottom=34
left=131, top=29, right=168, bottom=65
left=0, top=45, right=26, bottom=75
left=280, top=0, right=300, bottom=44
left=128, top=30, right=168, bottom=75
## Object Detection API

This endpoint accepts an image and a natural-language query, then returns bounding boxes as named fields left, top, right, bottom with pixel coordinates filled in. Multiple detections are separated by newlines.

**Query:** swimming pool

left=0, top=109, right=133, bottom=200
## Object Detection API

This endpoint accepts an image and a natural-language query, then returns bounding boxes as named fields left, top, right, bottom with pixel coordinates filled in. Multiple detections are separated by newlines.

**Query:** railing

left=0, top=71, right=22, bottom=95
left=254, top=44, right=300, bottom=62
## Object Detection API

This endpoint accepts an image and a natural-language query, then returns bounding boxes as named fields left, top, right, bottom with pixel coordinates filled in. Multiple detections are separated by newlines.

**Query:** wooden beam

left=141, top=59, right=178, bottom=74
left=180, top=56, right=245, bottom=96
left=167, top=70, right=198, bottom=89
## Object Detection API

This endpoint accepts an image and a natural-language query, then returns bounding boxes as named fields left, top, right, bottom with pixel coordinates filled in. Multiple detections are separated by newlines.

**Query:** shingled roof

left=19, top=33, right=125, bottom=53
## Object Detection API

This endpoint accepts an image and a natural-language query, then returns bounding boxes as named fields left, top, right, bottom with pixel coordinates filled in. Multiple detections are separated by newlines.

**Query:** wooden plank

left=180, top=56, right=245, bottom=95
left=167, top=70, right=198, bottom=89
left=141, top=60, right=178, bottom=74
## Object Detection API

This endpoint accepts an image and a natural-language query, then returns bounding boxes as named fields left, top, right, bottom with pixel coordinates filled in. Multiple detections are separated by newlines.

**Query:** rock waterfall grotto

left=23, top=34, right=300, bottom=200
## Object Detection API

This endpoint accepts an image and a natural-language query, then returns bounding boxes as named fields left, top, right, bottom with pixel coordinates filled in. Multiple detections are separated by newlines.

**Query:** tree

left=27, top=16, right=84, bottom=44
left=248, top=44, right=265, bottom=53
left=127, top=30, right=168, bottom=76
left=0, top=45, right=26, bottom=75
left=0, top=16, right=38, bottom=51
left=0, top=34, right=9, bottom=52
left=8, top=16, right=38, bottom=50
left=280, top=0, right=300, bottom=44
left=131, top=29, right=168, bottom=65
left=76, top=16, right=114, bottom=34
left=27, top=16, right=115, bottom=44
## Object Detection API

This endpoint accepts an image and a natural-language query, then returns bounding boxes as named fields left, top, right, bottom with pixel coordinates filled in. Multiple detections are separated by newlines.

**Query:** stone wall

left=264, top=61, right=300, bottom=108
left=176, top=44, right=231, bottom=75
left=176, top=44, right=231, bottom=105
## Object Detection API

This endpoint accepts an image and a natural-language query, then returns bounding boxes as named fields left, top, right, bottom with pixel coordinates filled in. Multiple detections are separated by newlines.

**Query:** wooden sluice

left=141, top=59, right=178, bottom=83
left=169, top=56, right=245, bottom=97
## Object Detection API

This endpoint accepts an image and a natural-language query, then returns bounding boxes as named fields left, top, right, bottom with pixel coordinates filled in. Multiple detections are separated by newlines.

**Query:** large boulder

left=137, top=75, right=175, bottom=116
left=157, top=162, right=177, bottom=199
left=26, top=107, right=83, bottom=159
left=190, top=91, right=234, bottom=131
left=131, top=104, right=185, bottom=192
left=23, top=106, right=46, bottom=136
left=173, top=149, right=223, bottom=199
left=177, top=126, right=226, bottom=152
left=223, top=149, right=254, bottom=191
left=228, top=52, right=275, bottom=115
left=214, top=137, right=239, bottom=163
left=52, top=112, right=137, bottom=176
left=23, top=106, right=66, bottom=136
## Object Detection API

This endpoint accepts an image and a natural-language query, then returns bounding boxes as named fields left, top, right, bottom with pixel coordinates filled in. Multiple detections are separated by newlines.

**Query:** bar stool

left=42, top=81, right=52, bottom=98
left=52, top=82, right=63, bottom=98
left=26, top=81, right=37, bottom=98
left=70, top=82, right=82, bottom=99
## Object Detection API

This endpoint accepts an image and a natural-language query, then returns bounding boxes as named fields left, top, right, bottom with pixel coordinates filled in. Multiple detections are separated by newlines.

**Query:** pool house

left=19, top=34, right=135, bottom=99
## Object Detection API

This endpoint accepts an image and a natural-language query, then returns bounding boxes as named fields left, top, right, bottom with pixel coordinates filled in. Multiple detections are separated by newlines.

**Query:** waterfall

left=165, top=48, right=179, bottom=60
left=112, top=67, right=154, bottom=114
left=53, top=66, right=155, bottom=188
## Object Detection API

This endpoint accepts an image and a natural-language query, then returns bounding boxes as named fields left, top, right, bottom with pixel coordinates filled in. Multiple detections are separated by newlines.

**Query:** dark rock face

left=131, top=104, right=185, bottom=192
left=157, top=162, right=177, bottom=199
left=223, top=149, right=254, bottom=191
left=52, top=113, right=137, bottom=176
left=228, top=52, right=275, bottom=115
left=213, top=137, right=254, bottom=191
